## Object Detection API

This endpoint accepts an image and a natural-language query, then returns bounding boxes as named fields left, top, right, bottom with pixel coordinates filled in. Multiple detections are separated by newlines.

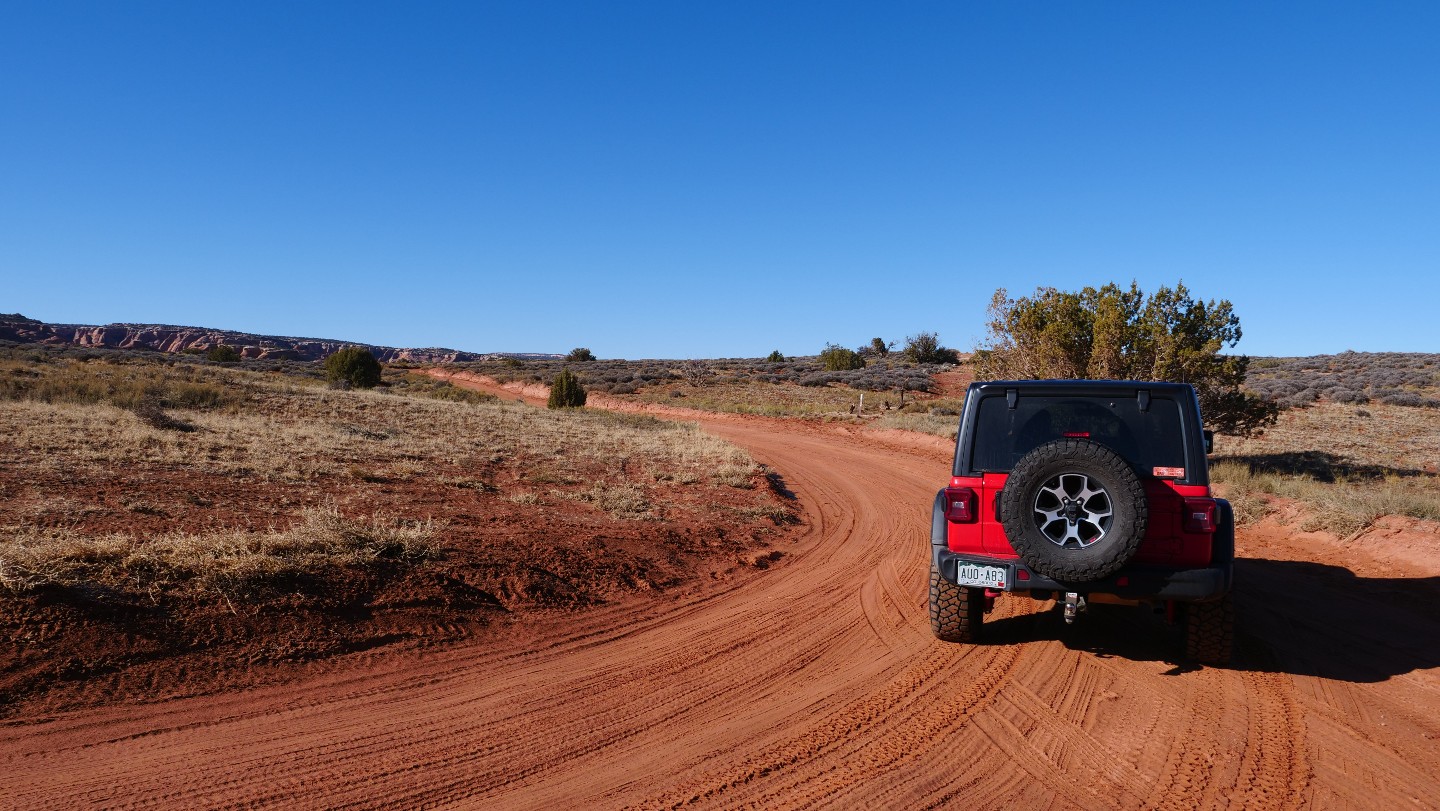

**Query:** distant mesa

left=0, top=313, right=555, bottom=363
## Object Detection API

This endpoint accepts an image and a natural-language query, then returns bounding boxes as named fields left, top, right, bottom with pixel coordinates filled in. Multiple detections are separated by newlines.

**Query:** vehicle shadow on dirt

left=976, top=557, right=1440, bottom=683
left=1212, top=450, right=1436, bottom=481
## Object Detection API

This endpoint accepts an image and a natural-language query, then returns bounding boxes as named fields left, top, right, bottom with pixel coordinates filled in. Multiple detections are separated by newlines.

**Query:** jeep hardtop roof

left=952, top=380, right=1210, bottom=485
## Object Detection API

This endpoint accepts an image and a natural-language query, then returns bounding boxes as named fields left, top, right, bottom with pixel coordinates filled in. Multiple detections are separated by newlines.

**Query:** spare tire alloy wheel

left=1033, top=473, right=1113, bottom=548
left=1000, top=439, right=1148, bottom=582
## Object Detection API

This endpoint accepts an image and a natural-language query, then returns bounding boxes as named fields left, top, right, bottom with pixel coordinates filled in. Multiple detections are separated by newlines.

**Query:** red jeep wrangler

left=929, top=380, right=1235, bottom=664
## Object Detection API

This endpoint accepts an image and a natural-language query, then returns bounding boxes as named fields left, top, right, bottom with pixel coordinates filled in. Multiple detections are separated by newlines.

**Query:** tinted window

left=971, top=394, right=1187, bottom=474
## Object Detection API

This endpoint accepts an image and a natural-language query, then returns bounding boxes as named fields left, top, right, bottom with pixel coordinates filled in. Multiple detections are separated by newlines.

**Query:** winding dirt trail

left=3, top=374, right=1439, bottom=809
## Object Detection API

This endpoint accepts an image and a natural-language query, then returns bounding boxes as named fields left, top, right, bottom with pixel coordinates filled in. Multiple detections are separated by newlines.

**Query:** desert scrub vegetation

left=383, top=370, right=498, bottom=404
left=871, top=395, right=966, bottom=438
left=324, top=346, right=382, bottom=389
left=456, top=355, right=944, bottom=394
left=0, top=507, right=437, bottom=599
left=0, top=347, right=247, bottom=412
left=206, top=344, right=242, bottom=363
left=873, top=411, right=960, bottom=438
left=0, top=362, right=765, bottom=487
left=0, top=349, right=789, bottom=618
left=900, top=331, right=961, bottom=365
left=1246, top=351, right=1440, bottom=409
left=1211, top=460, right=1440, bottom=537
left=819, top=344, right=866, bottom=371
left=448, top=354, right=952, bottom=418
left=1211, top=400, right=1440, bottom=536
left=548, top=368, right=587, bottom=408
left=976, top=282, right=1278, bottom=435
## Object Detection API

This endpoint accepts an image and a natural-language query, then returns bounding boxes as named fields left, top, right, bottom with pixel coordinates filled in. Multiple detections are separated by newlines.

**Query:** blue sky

left=3, top=2, right=1436, bottom=359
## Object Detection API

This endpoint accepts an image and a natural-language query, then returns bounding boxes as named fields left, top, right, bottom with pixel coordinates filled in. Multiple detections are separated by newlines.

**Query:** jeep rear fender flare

left=930, top=489, right=948, bottom=547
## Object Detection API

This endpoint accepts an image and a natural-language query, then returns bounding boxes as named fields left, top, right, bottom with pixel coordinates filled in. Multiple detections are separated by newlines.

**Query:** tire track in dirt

left=1227, top=669, right=1310, bottom=810
left=1145, top=665, right=1230, bottom=811
left=630, top=597, right=1039, bottom=810
left=630, top=643, right=1021, bottom=809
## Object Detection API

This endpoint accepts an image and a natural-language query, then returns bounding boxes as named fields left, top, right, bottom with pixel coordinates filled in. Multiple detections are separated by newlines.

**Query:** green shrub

left=206, top=345, right=242, bottom=363
left=766, top=350, right=786, bottom=363
left=567, top=347, right=596, bottom=362
left=819, top=343, right=865, bottom=371
left=324, top=346, right=382, bottom=389
left=902, top=332, right=959, bottom=365
left=976, top=282, right=1277, bottom=435
left=548, top=369, right=587, bottom=408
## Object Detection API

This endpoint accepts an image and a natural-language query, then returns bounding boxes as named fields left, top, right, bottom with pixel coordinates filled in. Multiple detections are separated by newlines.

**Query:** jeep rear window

left=970, top=394, right=1187, bottom=475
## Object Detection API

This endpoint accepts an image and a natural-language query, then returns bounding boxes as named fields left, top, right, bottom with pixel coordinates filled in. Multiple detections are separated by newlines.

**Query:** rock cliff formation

left=0, top=313, right=542, bottom=363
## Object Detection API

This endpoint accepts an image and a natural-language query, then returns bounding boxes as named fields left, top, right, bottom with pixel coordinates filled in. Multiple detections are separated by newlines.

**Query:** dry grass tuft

left=0, top=507, right=438, bottom=598
left=573, top=482, right=655, bottom=520
left=1211, top=459, right=1440, bottom=537
left=875, top=412, right=960, bottom=438
left=0, top=353, right=246, bottom=412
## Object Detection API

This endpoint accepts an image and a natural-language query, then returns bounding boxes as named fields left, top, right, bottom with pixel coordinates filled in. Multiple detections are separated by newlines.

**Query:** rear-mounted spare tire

left=1000, top=438, right=1148, bottom=582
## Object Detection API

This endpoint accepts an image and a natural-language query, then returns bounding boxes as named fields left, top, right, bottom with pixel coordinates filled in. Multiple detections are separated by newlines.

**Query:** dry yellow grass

left=0, top=375, right=759, bottom=486
left=0, top=506, right=437, bottom=598
left=874, top=412, right=960, bottom=438
left=0, top=353, right=248, bottom=410
left=626, top=380, right=893, bottom=417
left=1214, top=400, right=1440, bottom=474
left=0, top=355, right=773, bottom=598
left=1211, top=401, right=1440, bottom=535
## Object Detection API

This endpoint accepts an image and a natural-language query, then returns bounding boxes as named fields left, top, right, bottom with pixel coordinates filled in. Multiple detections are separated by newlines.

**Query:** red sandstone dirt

left=3, top=375, right=1439, bottom=809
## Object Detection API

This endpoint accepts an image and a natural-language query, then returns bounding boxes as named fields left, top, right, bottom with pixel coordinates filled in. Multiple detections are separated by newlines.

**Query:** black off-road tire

left=999, top=439, right=1148, bottom=582
left=929, top=561, right=985, bottom=643
left=1185, top=594, right=1235, bottom=665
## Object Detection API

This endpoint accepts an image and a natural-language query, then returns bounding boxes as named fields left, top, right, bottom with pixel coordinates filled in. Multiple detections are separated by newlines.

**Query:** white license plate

left=955, top=564, right=1007, bottom=589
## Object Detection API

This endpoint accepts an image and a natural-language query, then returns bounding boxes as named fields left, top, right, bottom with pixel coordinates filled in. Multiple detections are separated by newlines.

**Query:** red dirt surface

left=4, top=374, right=1439, bottom=809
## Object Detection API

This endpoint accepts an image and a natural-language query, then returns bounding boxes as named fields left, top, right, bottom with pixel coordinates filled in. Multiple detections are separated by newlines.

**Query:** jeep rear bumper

left=932, top=547, right=1232, bottom=603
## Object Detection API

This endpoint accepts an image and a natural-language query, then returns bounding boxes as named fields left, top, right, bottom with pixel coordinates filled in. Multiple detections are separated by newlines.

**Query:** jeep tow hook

left=1063, top=592, right=1087, bottom=624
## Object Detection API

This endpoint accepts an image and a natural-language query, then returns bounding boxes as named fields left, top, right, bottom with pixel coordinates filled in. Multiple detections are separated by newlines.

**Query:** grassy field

left=1210, top=399, right=1440, bottom=536
left=0, top=346, right=787, bottom=603
left=434, top=355, right=955, bottom=417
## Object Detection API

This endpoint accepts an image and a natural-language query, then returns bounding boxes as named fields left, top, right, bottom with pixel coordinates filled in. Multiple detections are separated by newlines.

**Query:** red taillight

left=1183, top=498, right=1217, bottom=533
left=1063, top=431, right=1090, bottom=438
left=945, top=487, right=977, bottom=523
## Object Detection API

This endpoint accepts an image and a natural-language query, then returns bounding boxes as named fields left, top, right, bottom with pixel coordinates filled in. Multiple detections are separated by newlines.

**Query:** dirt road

left=4, top=376, right=1438, bottom=809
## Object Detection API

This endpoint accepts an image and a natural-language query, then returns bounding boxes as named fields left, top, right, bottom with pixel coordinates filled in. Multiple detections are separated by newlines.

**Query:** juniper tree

left=548, top=369, right=587, bottom=408
left=324, top=346, right=382, bottom=389
left=973, top=281, right=1278, bottom=435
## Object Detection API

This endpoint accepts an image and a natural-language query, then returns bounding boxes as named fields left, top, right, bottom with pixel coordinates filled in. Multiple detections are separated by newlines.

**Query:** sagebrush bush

left=1245, top=351, right=1440, bottom=410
